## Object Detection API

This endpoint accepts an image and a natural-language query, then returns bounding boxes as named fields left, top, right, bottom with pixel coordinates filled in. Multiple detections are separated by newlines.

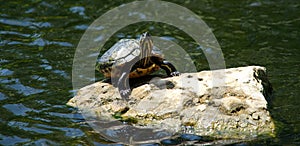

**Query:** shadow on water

left=0, top=0, right=299, bottom=145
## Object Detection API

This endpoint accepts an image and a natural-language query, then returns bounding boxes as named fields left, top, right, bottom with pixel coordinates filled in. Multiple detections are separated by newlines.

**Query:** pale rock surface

left=67, top=66, right=275, bottom=143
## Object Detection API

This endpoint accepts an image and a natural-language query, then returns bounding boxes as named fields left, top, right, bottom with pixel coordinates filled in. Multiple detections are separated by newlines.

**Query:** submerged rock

left=67, top=66, right=275, bottom=143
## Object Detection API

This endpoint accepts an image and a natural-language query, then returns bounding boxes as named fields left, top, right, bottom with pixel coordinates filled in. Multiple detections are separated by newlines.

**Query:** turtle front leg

left=117, top=72, right=131, bottom=100
left=161, top=60, right=181, bottom=76
left=151, top=56, right=180, bottom=76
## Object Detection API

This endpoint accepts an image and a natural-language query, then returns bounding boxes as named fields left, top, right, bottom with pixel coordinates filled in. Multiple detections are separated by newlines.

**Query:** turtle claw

left=119, top=89, right=131, bottom=100
left=170, top=71, right=181, bottom=76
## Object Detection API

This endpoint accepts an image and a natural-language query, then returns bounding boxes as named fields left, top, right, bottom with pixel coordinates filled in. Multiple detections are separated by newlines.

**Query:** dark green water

left=0, top=0, right=299, bottom=145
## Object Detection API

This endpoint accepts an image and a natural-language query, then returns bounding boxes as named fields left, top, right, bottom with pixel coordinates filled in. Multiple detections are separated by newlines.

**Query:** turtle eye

left=144, top=32, right=150, bottom=37
left=141, top=32, right=150, bottom=39
left=139, top=32, right=151, bottom=43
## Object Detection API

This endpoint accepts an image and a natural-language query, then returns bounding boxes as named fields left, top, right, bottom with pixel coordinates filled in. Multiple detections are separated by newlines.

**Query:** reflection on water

left=3, top=103, right=33, bottom=116
left=0, top=0, right=299, bottom=145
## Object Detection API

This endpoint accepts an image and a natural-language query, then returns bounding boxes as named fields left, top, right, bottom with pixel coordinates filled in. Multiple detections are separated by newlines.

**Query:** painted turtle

left=97, top=32, right=180, bottom=99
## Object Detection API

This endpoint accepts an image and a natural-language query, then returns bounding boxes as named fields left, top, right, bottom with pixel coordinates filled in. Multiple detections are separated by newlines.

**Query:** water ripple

left=74, top=24, right=89, bottom=30
left=6, top=81, right=44, bottom=96
left=0, top=59, right=9, bottom=63
left=2, top=103, right=32, bottom=116
left=52, top=70, right=70, bottom=79
left=25, top=138, right=58, bottom=145
left=0, top=31, right=31, bottom=37
left=0, top=68, right=14, bottom=76
left=1, top=70, right=45, bottom=96
left=36, top=123, right=85, bottom=137
left=0, top=18, right=51, bottom=29
left=69, top=6, right=86, bottom=16
left=0, top=92, right=8, bottom=101
left=249, top=2, right=262, bottom=7
left=8, top=121, right=53, bottom=134
left=30, top=38, right=73, bottom=47
left=0, top=134, right=30, bottom=145
left=39, top=64, right=52, bottom=70
left=1, top=37, right=73, bottom=47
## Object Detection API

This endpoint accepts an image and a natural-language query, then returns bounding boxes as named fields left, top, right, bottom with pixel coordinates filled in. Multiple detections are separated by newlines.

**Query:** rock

left=67, top=66, right=275, bottom=143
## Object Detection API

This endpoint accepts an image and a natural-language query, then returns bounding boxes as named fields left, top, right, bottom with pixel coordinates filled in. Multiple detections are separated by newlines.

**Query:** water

left=0, top=0, right=299, bottom=145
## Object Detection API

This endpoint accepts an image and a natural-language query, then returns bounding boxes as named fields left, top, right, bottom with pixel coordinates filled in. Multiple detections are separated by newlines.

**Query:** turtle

left=97, top=32, right=180, bottom=99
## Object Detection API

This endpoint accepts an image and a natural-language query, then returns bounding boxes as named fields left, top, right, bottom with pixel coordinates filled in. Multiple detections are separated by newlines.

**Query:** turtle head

left=139, top=32, right=153, bottom=66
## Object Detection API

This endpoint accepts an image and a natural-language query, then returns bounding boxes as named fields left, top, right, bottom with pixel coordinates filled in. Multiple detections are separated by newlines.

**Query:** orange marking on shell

left=101, top=64, right=161, bottom=78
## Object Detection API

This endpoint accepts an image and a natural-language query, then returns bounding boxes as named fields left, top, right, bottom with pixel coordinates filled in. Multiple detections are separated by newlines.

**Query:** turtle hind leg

left=102, top=78, right=111, bottom=83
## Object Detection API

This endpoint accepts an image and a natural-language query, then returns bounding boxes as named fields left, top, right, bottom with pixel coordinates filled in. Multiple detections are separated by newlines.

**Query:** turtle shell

left=97, top=39, right=163, bottom=78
